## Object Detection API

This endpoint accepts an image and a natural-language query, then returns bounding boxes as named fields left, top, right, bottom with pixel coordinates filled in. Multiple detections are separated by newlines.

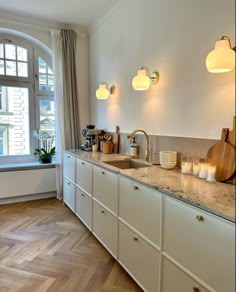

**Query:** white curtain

left=51, top=30, right=65, bottom=200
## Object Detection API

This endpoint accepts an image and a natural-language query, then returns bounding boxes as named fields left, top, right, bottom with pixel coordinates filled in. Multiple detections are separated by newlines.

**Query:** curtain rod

left=0, top=17, right=88, bottom=37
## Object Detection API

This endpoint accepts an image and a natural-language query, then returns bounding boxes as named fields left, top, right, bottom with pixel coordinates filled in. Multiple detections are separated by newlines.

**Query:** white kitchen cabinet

left=119, top=221, right=160, bottom=292
left=63, top=152, right=75, bottom=183
left=93, top=200, right=117, bottom=257
left=75, top=157, right=92, bottom=194
left=75, top=187, right=92, bottom=230
left=162, top=256, right=209, bottom=292
left=119, top=176, right=162, bottom=247
left=63, top=177, right=75, bottom=212
left=163, top=196, right=235, bottom=292
left=93, top=165, right=118, bottom=214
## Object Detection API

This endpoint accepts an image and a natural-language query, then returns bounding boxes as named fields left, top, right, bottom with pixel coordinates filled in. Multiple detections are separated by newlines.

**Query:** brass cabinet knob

left=196, top=215, right=204, bottom=222
left=134, top=186, right=139, bottom=190
left=193, top=287, right=200, bottom=292
left=133, top=237, right=138, bottom=241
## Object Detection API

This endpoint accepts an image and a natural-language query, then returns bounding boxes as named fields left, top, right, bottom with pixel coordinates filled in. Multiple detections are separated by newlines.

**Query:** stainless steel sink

left=102, top=159, right=152, bottom=169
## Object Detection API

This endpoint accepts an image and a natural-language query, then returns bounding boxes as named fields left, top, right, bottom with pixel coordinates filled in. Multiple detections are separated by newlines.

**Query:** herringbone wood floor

left=0, top=198, right=142, bottom=292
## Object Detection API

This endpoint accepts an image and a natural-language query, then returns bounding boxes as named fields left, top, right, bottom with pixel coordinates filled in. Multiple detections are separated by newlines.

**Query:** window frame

left=0, top=33, right=54, bottom=164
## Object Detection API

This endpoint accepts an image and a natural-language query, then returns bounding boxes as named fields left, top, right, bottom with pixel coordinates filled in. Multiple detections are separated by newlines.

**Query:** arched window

left=0, top=33, right=55, bottom=162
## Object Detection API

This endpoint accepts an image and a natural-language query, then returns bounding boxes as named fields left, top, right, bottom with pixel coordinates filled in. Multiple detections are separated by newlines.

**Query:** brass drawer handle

left=134, top=186, right=139, bottom=190
left=193, top=288, right=200, bottom=292
left=101, top=210, right=105, bottom=214
left=133, top=237, right=138, bottom=241
left=196, top=215, right=204, bottom=222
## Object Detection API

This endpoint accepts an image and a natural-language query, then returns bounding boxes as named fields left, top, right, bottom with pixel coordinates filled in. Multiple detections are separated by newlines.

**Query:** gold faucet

left=127, top=129, right=150, bottom=162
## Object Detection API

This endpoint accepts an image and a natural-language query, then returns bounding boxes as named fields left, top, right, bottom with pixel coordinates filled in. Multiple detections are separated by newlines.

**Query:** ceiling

left=0, top=0, right=121, bottom=29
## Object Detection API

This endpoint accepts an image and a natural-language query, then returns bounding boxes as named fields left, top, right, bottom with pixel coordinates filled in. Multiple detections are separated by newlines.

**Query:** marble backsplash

left=118, top=133, right=218, bottom=165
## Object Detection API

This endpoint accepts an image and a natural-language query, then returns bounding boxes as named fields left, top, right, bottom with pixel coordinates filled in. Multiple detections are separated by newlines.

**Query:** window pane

left=18, top=62, right=28, bottom=77
left=0, top=44, right=4, bottom=58
left=17, top=46, right=27, bottom=61
left=5, top=44, right=16, bottom=60
left=39, top=57, right=47, bottom=73
left=0, top=60, right=4, bottom=75
left=0, top=86, right=30, bottom=156
left=6, top=60, right=16, bottom=76
left=48, top=66, right=53, bottom=75
left=39, top=73, right=47, bottom=90
left=48, top=75, right=54, bottom=91
left=40, top=100, right=55, bottom=140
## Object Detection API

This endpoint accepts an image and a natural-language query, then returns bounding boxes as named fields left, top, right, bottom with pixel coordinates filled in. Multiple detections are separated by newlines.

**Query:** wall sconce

left=206, top=36, right=236, bottom=73
left=132, top=66, right=159, bottom=90
left=96, top=82, right=116, bottom=99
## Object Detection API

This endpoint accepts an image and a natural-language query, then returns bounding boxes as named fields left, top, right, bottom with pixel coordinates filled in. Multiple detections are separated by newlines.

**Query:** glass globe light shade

left=206, top=39, right=235, bottom=73
left=96, top=84, right=110, bottom=99
left=132, top=69, right=151, bottom=90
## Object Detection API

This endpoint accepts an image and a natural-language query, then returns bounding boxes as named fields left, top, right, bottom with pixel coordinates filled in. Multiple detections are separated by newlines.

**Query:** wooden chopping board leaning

left=207, top=116, right=236, bottom=182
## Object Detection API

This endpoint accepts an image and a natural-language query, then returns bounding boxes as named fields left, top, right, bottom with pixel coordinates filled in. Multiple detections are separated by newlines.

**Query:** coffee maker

left=81, top=125, right=103, bottom=151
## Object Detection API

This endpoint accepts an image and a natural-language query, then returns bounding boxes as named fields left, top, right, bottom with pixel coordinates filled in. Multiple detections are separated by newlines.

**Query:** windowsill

left=0, top=161, right=56, bottom=172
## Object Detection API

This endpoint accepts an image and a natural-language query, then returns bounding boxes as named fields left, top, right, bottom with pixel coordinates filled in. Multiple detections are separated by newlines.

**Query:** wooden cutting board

left=207, top=127, right=235, bottom=181
left=113, top=126, right=120, bottom=154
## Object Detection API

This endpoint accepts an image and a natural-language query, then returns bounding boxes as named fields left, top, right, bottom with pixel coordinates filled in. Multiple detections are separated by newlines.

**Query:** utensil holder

left=103, top=142, right=113, bottom=154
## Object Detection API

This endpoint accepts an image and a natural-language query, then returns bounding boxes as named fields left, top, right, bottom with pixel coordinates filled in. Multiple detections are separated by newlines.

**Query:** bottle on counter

left=130, top=137, right=139, bottom=158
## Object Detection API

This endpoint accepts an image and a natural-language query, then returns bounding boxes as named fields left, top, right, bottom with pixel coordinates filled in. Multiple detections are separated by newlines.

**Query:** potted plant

left=34, top=130, right=55, bottom=163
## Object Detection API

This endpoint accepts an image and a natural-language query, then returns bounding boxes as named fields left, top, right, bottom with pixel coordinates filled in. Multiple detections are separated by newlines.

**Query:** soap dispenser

left=130, top=137, right=139, bottom=158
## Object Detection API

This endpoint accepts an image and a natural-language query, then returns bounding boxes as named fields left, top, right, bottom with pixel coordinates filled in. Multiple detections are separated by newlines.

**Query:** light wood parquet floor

left=0, top=198, right=142, bottom=292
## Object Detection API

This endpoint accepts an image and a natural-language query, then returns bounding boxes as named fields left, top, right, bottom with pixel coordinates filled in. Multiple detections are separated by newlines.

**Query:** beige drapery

left=61, top=29, right=80, bottom=149
left=51, top=29, right=80, bottom=199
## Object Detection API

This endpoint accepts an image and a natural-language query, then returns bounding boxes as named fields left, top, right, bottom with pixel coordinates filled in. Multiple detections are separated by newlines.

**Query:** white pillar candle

left=193, top=163, right=200, bottom=176
left=207, top=165, right=216, bottom=182
left=199, top=163, right=208, bottom=179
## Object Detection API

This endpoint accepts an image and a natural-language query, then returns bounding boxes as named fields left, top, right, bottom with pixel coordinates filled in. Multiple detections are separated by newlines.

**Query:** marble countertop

left=68, top=150, right=236, bottom=223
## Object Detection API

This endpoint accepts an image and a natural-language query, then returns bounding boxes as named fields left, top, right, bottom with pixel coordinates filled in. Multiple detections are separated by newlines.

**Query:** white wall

left=89, top=0, right=235, bottom=139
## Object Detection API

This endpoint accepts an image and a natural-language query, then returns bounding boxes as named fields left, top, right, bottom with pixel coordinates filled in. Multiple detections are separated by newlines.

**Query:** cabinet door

left=75, top=187, right=92, bottom=230
left=119, top=222, right=160, bottom=292
left=63, top=178, right=75, bottom=212
left=63, top=152, right=75, bottom=183
left=93, top=201, right=117, bottom=257
left=93, top=165, right=118, bottom=214
left=163, top=196, right=235, bottom=292
left=75, top=158, right=92, bottom=194
left=119, top=176, right=162, bottom=247
left=162, top=257, right=209, bottom=292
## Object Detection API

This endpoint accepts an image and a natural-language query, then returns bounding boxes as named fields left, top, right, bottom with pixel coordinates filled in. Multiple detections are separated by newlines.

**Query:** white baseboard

left=0, top=192, right=56, bottom=205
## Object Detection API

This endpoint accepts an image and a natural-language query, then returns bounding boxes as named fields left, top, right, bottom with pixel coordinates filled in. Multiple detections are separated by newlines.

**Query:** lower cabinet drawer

left=93, top=201, right=117, bottom=257
left=119, top=222, right=160, bottom=292
left=163, top=196, right=235, bottom=292
left=162, top=257, right=209, bottom=292
left=63, top=178, right=75, bottom=212
left=75, top=187, right=92, bottom=230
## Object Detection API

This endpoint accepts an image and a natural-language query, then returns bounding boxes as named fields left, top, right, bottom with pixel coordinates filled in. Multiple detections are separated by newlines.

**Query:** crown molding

left=88, top=0, right=126, bottom=35
left=0, top=10, right=88, bottom=37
